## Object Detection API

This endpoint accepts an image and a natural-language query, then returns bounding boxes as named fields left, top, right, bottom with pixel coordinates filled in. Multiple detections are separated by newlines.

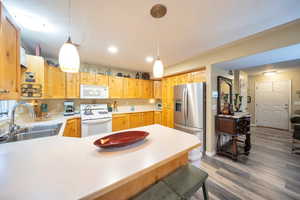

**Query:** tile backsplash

left=24, top=99, right=161, bottom=115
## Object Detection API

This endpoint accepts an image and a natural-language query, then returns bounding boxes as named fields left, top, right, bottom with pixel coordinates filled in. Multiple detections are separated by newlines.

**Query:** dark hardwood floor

left=192, top=127, right=300, bottom=200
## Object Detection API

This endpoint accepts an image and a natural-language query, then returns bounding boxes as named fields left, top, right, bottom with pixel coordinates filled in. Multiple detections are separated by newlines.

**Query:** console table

left=215, top=114, right=251, bottom=161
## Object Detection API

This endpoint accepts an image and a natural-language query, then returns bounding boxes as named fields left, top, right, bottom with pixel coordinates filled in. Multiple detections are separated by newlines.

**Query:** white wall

left=165, top=19, right=300, bottom=155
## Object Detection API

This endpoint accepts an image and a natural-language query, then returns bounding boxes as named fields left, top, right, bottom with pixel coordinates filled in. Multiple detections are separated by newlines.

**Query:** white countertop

left=112, top=109, right=162, bottom=115
left=5, top=109, right=162, bottom=138
left=0, top=125, right=200, bottom=200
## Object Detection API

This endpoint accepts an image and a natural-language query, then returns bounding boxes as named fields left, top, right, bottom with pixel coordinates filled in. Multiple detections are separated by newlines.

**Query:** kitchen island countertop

left=0, top=124, right=200, bottom=200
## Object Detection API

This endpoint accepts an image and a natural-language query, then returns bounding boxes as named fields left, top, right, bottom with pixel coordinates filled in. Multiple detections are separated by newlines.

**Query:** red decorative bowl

left=94, top=131, right=149, bottom=148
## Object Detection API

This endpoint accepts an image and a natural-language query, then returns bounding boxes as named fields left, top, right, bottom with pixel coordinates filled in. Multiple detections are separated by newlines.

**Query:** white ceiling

left=242, top=59, right=300, bottom=76
left=4, top=0, right=300, bottom=72
left=213, top=43, right=300, bottom=71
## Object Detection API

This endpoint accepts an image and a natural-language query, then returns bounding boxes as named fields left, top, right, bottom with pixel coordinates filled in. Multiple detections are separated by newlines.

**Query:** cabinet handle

left=0, top=89, right=9, bottom=94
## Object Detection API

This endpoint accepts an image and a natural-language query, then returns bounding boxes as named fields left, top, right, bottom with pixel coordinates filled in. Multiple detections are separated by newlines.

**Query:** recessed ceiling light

left=263, top=71, right=277, bottom=76
left=108, top=46, right=118, bottom=54
left=145, top=56, right=154, bottom=63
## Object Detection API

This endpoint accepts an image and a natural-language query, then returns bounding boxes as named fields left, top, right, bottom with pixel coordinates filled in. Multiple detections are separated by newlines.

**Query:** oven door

left=81, top=118, right=112, bottom=137
left=80, top=85, right=109, bottom=99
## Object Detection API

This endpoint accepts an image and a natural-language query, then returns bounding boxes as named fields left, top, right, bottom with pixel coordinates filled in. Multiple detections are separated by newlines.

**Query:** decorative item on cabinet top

left=21, top=84, right=42, bottom=98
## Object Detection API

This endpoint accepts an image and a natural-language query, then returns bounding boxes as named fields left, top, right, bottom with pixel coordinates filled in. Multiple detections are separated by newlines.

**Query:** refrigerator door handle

left=185, top=88, right=189, bottom=120
left=183, top=88, right=187, bottom=123
left=182, top=88, right=185, bottom=123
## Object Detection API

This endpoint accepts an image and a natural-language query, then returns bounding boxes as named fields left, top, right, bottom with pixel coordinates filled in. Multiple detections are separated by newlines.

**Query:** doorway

left=255, top=80, right=291, bottom=130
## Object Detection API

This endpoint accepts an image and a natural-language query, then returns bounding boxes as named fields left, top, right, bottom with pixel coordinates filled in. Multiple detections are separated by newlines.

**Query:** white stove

left=80, top=104, right=112, bottom=137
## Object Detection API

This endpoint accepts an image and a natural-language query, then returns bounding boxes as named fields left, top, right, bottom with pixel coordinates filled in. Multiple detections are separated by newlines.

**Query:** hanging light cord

left=68, top=0, right=71, bottom=39
left=156, top=18, right=160, bottom=59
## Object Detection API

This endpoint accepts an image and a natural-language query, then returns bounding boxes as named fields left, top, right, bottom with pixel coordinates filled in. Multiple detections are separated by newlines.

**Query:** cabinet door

left=112, top=114, right=129, bottom=131
left=142, top=111, right=154, bottom=126
left=162, top=108, right=173, bottom=128
left=153, top=81, right=162, bottom=99
left=45, top=65, right=65, bottom=98
left=66, top=73, right=80, bottom=98
left=136, top=79, right=143, bottom=98
left=80, top=72, right=96, bottom=85
left=154, top=111, right=162, bottom=124
left=109, top=76, right=124, bottom=98
left=95, top=74, right=108, bottom=86
left=141, top=80, right=153, bottom=99
left=124, top=78, right=138, bottom=98
left=129, top=113, right=141, bottom=128
left=64, top=118, right=81, bottom=138
left=0, top=4, right=20, bottom=99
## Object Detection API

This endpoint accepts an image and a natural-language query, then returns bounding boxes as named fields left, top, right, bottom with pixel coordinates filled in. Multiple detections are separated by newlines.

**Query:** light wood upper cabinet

left=23, top=56, right=45, bottom=85
left=80, top=72, right=96, bottom=85
left=124, top=78, right=139, bottom=98
left=44, top=64, right=65, bottom=99
left=80, top=72, right=109, bottom=86
left=0, top=3, right=20, bottom=99
left=144, top=80, right=153, bottom=99
left=63, top=118, right=81, bottom=138
left=153, top=81, right=162, bottom=99
left=66, top=73, right=80, bottom=98
left=95, top=74, right=109, bottom=86
left=109, top=76, right=124, bottom=98
left=112, top=114, right=129, bottom=131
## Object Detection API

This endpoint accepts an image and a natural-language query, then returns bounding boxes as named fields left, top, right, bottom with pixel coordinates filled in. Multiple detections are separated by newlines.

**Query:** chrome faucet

left=8, top=101, right=34, bottom=138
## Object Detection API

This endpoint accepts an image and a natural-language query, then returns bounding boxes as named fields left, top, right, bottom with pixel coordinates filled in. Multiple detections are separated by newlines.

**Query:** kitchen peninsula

left=0, top=125, right=200, bottom=200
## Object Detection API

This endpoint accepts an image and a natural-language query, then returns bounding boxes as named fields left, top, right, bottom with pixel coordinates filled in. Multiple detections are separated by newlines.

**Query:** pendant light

left=59, top=0, right=80, bottom=73
left=151, top=4, right=167, bottom=78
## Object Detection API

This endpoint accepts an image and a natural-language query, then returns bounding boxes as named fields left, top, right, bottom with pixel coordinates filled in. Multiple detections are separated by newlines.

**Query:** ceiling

left=4, top=0, right=300, bottom=72
left=213, top=43, right=300, bottom=72
left=242, top=59, right=300, bottom=76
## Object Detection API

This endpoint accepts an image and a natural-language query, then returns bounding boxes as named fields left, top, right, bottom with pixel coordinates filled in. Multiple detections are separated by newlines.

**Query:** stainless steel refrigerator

left=174, top=82, right=206, bottom=160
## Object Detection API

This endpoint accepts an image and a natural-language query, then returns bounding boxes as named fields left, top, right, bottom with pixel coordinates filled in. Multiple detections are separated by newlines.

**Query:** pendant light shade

left=153, top=57, right=164, bottom=78
left=151, top=4, right=167, bottom=79
left=59, top=37, right=80, bottom=73
left=59, top=0, right=80, bottom=73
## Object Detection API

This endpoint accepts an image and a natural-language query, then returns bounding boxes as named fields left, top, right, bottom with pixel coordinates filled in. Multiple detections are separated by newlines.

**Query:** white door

left=255, top=80, right=290, bottom=130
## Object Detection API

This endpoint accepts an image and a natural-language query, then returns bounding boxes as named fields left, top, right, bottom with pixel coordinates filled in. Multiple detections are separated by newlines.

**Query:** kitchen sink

left=0, top=123, right=62, bottom=144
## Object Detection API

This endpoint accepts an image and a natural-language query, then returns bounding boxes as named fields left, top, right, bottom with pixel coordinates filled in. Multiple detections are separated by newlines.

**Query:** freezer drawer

left=174, top=123, right=205, bottom=161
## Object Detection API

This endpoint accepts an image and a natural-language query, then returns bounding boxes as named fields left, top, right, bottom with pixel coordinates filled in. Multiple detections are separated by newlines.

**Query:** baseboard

left=205, top=151, right=216, bottom=157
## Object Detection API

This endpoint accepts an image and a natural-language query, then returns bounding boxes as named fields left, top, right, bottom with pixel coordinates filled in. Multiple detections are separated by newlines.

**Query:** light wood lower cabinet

left=141, top=111, right=154, bottom=126
left=113, top=111, right=155, bottom=131
left=63, top=118, right=81, bottom=138
left=128, top=113, right=141, bottom=128
left=112, top=114, right=129, bottom=132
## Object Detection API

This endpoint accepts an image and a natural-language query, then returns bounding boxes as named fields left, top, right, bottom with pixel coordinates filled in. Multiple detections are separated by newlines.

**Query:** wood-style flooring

left=192, top=127, right=300, bottom=200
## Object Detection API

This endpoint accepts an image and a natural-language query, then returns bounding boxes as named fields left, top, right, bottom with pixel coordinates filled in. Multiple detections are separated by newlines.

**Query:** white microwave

left=80, top=85, right=109, bottom=99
